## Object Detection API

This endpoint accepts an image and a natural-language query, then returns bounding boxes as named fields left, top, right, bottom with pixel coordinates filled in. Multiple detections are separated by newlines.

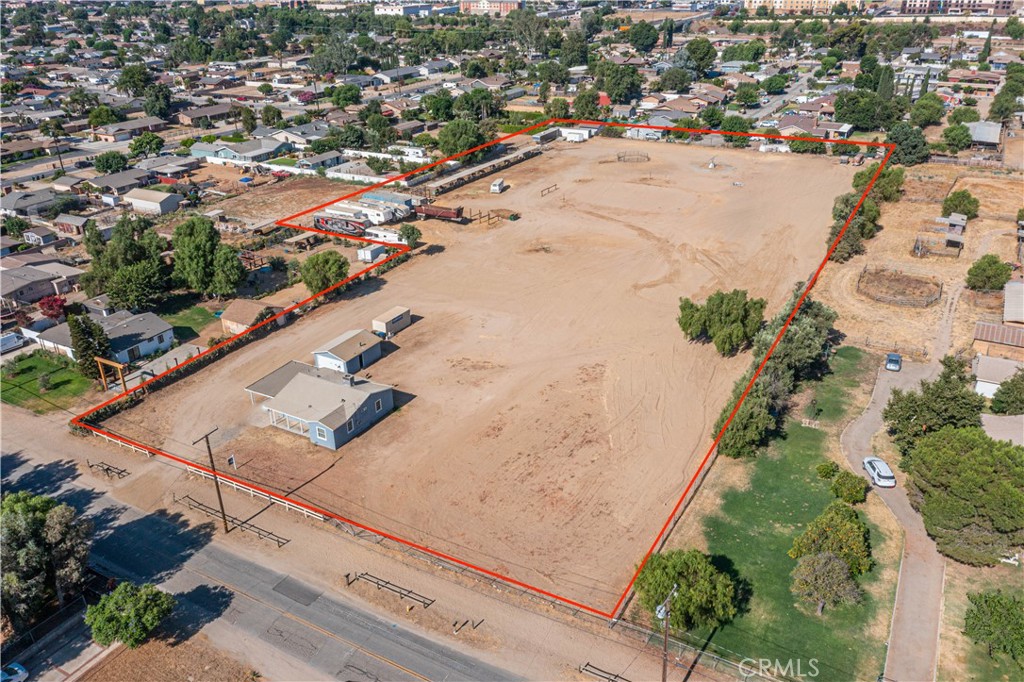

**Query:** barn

left=313, top=329, right=383, bottom=374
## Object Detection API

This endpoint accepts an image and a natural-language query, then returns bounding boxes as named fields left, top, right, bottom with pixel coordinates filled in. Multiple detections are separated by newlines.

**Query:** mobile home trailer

left=328, top=201, right=394, bottom=225
left=363, top=226, right=405, bottom=244
left=313, top=211, right=369, bottom=235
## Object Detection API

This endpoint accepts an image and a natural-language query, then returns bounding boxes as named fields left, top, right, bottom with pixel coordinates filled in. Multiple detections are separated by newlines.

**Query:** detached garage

left=972, top=354, right=1022, bottom=399
left=313, top=329, right=382, bottom=374
left=123, top=188, right=183, bottom=215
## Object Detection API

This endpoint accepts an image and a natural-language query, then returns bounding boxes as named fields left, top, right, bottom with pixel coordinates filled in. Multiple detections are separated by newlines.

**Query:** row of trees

left=828, top=162, right=905, bottom=263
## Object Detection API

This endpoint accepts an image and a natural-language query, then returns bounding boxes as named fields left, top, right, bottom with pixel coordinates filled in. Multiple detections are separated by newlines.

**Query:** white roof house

left=123, top=188, right=183, bottom=215
left=1004, top=280, right=1024, bottom=325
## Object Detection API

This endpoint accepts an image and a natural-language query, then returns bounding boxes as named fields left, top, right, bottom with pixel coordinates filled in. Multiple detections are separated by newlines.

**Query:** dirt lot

left=100, top=137, right=855, bottom=611
left=81, top=634, right=256, bottom=682
left=814, top=163, right=1023, bottom=358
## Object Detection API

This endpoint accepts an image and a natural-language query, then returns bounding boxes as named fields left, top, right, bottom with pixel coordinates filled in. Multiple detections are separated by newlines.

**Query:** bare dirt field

left=208, top=175, right=366, bottom=226
left=81, top=634, right=256, bottom=682
left=99, top=137, right=855, bottom=610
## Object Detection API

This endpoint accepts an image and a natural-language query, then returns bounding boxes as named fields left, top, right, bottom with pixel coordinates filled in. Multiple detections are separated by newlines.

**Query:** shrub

left=942, top=189, right=980, bottom=219
left=966, top=254, right=1012, bottom=291
left=831, top=470, right=868, bottom=503
left=817, top=461, right=840, bottom=479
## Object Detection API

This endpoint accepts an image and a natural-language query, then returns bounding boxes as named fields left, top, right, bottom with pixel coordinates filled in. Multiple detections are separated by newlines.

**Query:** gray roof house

left=245, top=361, right=394, bottom=450
left=190, top=139, right=292, bottom=165
left=0, top=188, right=64, bottom=217
left=297, top=150, right=343, bottom=170
left=94, top=168, right=151, bottom=196
left=965, top=121, right=1002, bottom=150
left=37, top=310, right=173, bottom=363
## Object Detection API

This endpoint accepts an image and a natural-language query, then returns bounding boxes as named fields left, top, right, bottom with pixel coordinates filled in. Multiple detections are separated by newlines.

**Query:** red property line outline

left=71, top=120, right=895, bottom=620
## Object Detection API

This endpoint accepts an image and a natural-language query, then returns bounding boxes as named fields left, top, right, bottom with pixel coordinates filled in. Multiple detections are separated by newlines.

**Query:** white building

left=123, top=188, right=184, bottom=215
left=973, top=354, right=1022, bottom=399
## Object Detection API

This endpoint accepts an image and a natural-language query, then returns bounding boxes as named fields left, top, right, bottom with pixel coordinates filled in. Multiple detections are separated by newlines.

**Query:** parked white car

left=1, top=332, right=27, bottom=354
left=863, top=456, right=897, bottom=489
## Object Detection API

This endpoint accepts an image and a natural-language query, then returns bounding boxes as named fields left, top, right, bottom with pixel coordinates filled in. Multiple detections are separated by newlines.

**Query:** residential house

left=610, top=104, right=636, bottom=119
left=974, top=321, right=1024, bottom=362
left=190, top=139, right=293, bottom=166
left=777, top=115, right=853, bottom=140
left=93, top=168, right=152, bottom=196
left=972, top=354, right=1022, bottom=398
left=244, top=361, right=395, bottom=450
left=38, top=310, right=174, bottom=363
left=0, top=138, right=73, bottom=164
left=377, top=66, right=421, bottom=84
left=177, top=103, right=235, bottom=126
left=0, top=263, right=83, bottom=309
left=22, top=226, right=59, bottom=247
left=122, top=188, right=183, bottom=215
left=469, top=75, right=511, bottom=91
left=268, top=122, right=332, bottom=150
left=965, top=121, right=1003, bottom=151
left=0, top=189, right=69, bottom=217
left=92, top=116, right=166, bottom=142
left=297, top=151, right=343, bottom=170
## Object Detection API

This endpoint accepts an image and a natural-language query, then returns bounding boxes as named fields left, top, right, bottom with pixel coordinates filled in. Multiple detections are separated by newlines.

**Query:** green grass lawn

left=670, top=348, right=892, bottom=679
left=157, top=295, right=217, bottom=341
left=805, top=346, right=868, bottom=422
left=1, top=351, right=94, bottom=413
left=267, top=157, right=297, bottom=167
left=692, top=421, right=894, bottom=680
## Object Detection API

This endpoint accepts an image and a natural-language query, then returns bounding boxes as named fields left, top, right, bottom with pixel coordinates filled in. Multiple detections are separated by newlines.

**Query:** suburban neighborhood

left=1, top=1, right=1023, bottom=681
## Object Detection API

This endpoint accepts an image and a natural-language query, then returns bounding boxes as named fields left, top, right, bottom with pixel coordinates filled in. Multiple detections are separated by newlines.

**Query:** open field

left=659, top=347, right=901, bottom=681
left=97, top=137, right=855, bottom=610
left=80, top=634, right=256, bottom=682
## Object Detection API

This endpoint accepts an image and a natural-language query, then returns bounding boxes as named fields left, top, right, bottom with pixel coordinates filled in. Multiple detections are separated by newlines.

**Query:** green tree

left=172, top=216, right=221, bottom=294
left=714, top=384, right=776, bottom=458
left=910, top=92, right=945, bottom=128
left=966, top=254, right=1012, bottom=291
left=399, top=223, right=421, bottom=248
left=85, top=582, right=175, bottom=649
left=240, top=106, right=257, bottom=134
left=789, top=501, right=873, bottom=575
left=261, top=105, right=283, bottom=127
left=300, top=250, right=350, bottom=298
left=685, top=37, right=717, bottom=77
left=209, top=245, right=246, bottom=297
left=660, top=67, right=691, bottom=93
left=560, top=29, right=588, bottom=66
left=886, top=122, right=930, bottom=166
left=700, top=105, right=724, bottom=129
left=94, top=151, right=129, bottom=174
left=831, top=470, right=868, bottom=504
left=88, top=105, right=122, bottom=128
left=979, top=34, right=992, bottom=64
left=907, top=427, right=1024, bottom=565
left=964, top=590, right=1024, bottom=665
left=257, top=83, right=273, bottom=96
left=1006, top=16, right=1024, bottom=40
left=1, top=492, right=93, bottom=629
left=128, top=131, right=165, bottom=158
left=116, top=63, right=154, bottom=97
left=437, top=119, right=488, bottom=161
left=876, top=66, right=895, bottom=101
left=883, top=356, right=985, bottom=458
left=948, top=107, right=980, bottom=125
left=422, top=89, right=455, bottom=121
left=107, top=258, right=164, bottom=310
left=572, top=88, right=600, bottom=121
left=677, top=289, right=765, bottom=355
left=628, top=21, right=659, bottom=53
left=635, top=549, right=738, bottom=631
left=790, top=552, right=862, bottom=616
left=942, top=123, right=972, bottom=152
left=2, top=216, right=31, bottom=239
left=853, top=163, right=905, bottom=202
left=734, top=83, right=760, bottom=108
left=942, top=189, right=980, bottom=219
left=331, top=84, right=361, bottom=107
left=991, top=369, right=1024, bottom=415
left=544, top=97, right=570, bottom=120
left=761, top=74, right=787, bottom=94
left=68, top=314, right=111, bottom=378
left=142, top=83, right=173, bottom=119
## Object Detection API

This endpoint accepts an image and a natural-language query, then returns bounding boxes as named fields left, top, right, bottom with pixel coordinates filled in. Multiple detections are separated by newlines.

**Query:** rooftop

left=315, top=329, right=381, bottom=362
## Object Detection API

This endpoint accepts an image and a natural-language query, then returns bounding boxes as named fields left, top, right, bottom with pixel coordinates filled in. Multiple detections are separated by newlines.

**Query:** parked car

left=1, top=332, right=26, bottom=354
left=863, top=456, right=897, bottom=489
left=885, top=353, right=902, bottom=372
left=0, top=663, right=28, bottom=682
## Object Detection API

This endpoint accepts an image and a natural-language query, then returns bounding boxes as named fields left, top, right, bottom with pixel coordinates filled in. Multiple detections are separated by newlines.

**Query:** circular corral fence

left=617, top=151, right=650, bottom=162
left=856, top=266, right=943, bottom=308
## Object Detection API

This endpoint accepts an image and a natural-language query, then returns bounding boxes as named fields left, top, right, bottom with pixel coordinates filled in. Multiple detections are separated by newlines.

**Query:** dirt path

left=840, top=360, right=946, bottom=682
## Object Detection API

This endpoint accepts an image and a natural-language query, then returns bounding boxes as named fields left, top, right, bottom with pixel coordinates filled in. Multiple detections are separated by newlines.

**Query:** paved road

left=0, top=448, right=519, bottom=682
left=840, top=360, right=945, bottom=682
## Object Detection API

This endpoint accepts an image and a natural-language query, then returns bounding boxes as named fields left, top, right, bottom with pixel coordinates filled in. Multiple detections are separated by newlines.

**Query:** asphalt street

left=0, top=447, right=519, bottom=682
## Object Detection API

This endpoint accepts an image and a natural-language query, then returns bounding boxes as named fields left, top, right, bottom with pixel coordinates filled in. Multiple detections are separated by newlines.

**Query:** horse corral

left=856, top=266, right=944, bottom=307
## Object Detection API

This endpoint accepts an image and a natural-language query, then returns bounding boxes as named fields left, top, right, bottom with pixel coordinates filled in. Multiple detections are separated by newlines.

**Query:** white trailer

left=490, top=178, right=506, bottom=194
left=357, top=244, right=387, bottom=263
left=364, top=226, right=405, bottom=244
left=372, top=306, right=411, bottom=336
left=328, top=201, right=394, bottom=225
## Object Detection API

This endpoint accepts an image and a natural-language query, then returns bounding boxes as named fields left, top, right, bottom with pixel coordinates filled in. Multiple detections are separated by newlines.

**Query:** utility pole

left=658, top=583, right=679, bottom=682
left=192, top=427, right=230, bottom=533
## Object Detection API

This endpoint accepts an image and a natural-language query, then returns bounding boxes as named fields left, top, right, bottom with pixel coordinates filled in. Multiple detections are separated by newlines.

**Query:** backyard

left=156, top=295, right=219, bottom=342
left=661, top=347, right=898, bottom=680
left=1, top=351, right=95, bottom=414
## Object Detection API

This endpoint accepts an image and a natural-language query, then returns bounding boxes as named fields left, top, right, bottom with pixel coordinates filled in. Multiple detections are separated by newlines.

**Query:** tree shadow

left=161, top=584, right=234, bottom=646
left=92, top=510, right=216, bottom=585
left=157, top=292, right=201, bottom=317
left=709, top=553, right=753, bottom=618
left=421, top=243, right=445, bottom=256
left=1, top=453, right=81, bottom=497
